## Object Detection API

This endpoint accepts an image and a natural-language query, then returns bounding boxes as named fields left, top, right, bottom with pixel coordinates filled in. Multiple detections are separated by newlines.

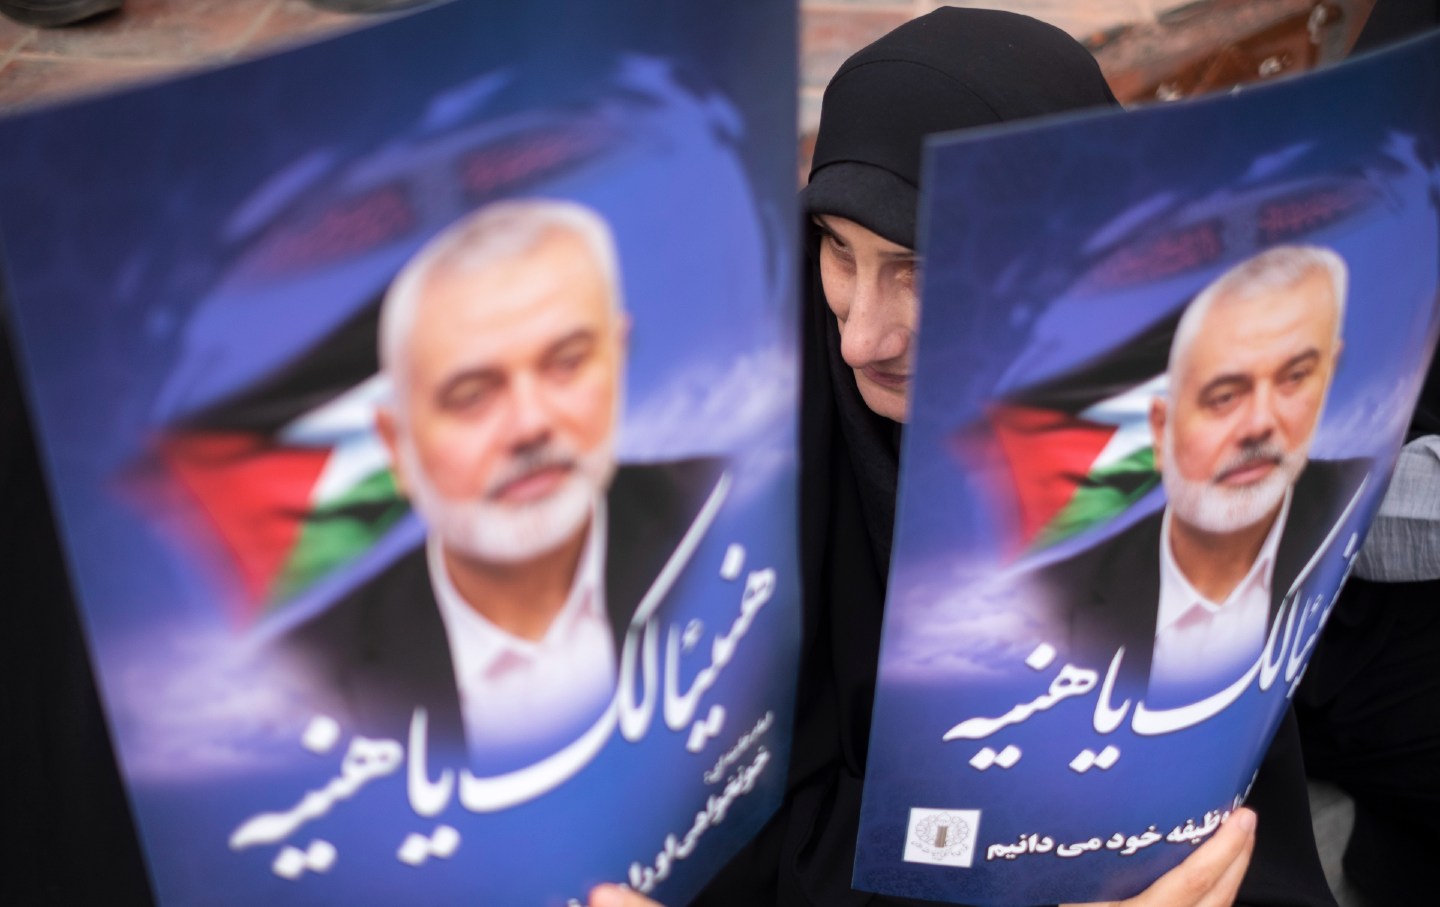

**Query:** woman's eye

left=824, top=234, right=855, bottom=266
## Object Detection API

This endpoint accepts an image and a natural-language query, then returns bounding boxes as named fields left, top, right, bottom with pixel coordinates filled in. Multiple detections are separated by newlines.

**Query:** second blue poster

left=857, top=33, right=1440, bottom=906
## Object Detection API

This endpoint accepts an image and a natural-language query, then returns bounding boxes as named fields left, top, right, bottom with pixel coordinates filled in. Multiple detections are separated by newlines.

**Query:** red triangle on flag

left=156, top=432, right=331, bottom=622
left=984, top=403, right=1118, bottom=546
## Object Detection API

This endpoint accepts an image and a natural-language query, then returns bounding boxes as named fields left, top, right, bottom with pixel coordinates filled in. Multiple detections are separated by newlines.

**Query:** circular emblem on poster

left=910, top=812, right=972, bottom=858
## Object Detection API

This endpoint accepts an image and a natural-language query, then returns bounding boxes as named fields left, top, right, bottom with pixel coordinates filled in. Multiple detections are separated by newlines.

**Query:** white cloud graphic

left=1312, top=376, right=1418, bottom=461
left=109, top=626, right=325, bottom=781
left=882, top=563, right=1064, bottom=683
left=621, top=345, right=798, bottom=503
left=621, top=345, right=796, bottom=458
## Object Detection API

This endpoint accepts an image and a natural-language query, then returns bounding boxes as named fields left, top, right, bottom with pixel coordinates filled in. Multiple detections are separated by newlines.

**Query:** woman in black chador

left=592, top=8, right=1337, bottom=907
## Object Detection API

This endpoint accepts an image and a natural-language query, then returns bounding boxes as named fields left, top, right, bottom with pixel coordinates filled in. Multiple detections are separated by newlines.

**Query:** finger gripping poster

left=0, top=2, right=798, bottom=904
left=857, top=33, right=1440, bottom=906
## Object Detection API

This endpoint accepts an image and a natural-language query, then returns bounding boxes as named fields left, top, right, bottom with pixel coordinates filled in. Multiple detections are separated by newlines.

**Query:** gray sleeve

left=1354, top=435, right=1440, bottom=583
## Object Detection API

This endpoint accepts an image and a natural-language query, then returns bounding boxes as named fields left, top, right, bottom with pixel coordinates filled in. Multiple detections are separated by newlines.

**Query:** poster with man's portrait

left=0, top=2, right=798, bottom=904
left=856, top=31, right=1440, bottom=906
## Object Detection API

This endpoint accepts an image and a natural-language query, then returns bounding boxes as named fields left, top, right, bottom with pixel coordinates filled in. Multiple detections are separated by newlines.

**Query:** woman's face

left=814, top=214, right=920, bottom=422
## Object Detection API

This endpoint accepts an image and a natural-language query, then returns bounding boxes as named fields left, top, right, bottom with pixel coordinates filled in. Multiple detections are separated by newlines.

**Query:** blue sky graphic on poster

left=855, top=33, right=1440, bottom=906
left=0, top=2, right=798, bottom=904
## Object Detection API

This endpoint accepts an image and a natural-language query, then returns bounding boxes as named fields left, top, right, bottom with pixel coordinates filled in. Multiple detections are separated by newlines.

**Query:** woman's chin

left=855, top=372, right=909, bottom=423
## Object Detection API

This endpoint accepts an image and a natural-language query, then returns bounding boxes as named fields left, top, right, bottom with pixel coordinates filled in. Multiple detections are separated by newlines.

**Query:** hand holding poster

left=0, top=2, right=798, bottom=904
left=856, top=31, right=1440, bottom=906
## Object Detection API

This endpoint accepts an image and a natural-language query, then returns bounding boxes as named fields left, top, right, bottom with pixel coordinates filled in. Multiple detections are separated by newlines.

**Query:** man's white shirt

left=1150, top=490, right=1292, bottom=705
left=430, top=499, right=617, bottom=755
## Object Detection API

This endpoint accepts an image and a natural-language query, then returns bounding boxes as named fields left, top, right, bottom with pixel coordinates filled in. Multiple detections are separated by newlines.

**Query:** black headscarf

left=801, top=7, right=1117, bottom=248
left=801, top=6, right=1119, bottom=600
left=700, top=7, right=1334, bottom=907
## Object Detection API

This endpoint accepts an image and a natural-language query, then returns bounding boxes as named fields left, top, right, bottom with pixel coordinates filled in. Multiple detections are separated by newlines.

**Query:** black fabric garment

left=1, top=320, right=155, bottom=906
left=1350, top=0, right=1440, bottom=56
left=1296, top=576, right=1440, bottom=902
left=699, top=7, right=1333, bottom=906
left=1407, top=335, right=1440, bottom=440
left=693, top=228, right=928, bottom=907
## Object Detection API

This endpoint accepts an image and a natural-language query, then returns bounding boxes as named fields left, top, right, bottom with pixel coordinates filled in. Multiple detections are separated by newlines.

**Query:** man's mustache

left=485, top=444, right=578, bottom=500
left=1212, top=442, right=1289, bottom=484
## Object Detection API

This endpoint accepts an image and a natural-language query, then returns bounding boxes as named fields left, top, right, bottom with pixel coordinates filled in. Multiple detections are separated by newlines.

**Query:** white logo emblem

left=903, top=808, right=980, bottom=867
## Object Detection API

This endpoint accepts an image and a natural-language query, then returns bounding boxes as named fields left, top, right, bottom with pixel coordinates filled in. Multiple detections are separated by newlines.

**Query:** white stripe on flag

left=1079, top=374, right=1167, bottom=471
left=278, top=373, right=392, bottom=446
left=310, top=435, right=393, bottom=505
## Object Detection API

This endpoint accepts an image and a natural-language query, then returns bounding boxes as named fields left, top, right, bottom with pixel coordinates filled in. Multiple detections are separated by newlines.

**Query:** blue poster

left=856, top=32, right=1440, bottom=906
left=0, top=2, right=798, bottom=904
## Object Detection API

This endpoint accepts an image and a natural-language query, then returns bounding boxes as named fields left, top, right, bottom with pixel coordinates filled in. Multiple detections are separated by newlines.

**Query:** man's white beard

left=1162, top=431, right=1306, bottom=534
left=401, top=437, right=615, bottom=564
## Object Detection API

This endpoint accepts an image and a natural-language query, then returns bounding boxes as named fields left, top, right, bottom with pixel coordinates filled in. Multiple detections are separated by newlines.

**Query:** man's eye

left=1280, top=364, right=1314, bottom=387
left=545, top=336, right=596, bottom=378
left=441, top=377, right=499, bottom=411
left=1204, top=390, right=1236, bottom=411
left=549, top=351, right=587, bottom=377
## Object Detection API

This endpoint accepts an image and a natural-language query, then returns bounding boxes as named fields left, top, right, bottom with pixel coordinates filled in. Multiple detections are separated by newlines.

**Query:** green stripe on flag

left=1032, top=446, right=1159, bottom=551
left=268, top=468, right=410, bottom=607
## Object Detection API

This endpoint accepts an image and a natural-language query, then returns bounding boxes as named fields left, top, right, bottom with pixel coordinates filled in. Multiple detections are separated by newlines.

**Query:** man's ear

left=376, top=404, right=409, bottom=499
left=1149, top=396, right=1167, bottom=475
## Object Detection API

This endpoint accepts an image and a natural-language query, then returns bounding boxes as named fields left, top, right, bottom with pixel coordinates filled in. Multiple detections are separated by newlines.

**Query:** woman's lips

left=860, top=365, right=909, bottom=390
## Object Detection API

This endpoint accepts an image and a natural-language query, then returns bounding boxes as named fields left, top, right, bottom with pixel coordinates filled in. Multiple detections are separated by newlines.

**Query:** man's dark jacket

left=1032, top=458, right=1371, bottom=698
left=277, top=458, right=724, bottom=749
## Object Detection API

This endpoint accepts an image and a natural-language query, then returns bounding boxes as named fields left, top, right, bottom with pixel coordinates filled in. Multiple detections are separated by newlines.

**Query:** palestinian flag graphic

left=140, top=305, right=412, bottom=626
left=967, top=311, right=1179, bottom=555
